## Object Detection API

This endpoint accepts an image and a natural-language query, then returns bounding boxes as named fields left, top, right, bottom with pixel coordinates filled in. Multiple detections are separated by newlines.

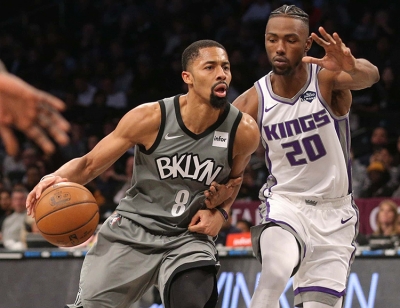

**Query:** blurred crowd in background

left=1, top=0, right=400, bottom=248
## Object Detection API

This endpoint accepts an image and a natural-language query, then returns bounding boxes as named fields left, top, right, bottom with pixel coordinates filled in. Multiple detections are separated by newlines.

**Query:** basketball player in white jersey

left=26, top=40, right=260, bottom=308
left=233, top=4, right=379, bottom=308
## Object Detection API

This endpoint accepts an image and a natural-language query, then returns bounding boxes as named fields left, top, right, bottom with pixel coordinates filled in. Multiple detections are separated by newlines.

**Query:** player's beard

left=210, top=83, right=229, bottom=109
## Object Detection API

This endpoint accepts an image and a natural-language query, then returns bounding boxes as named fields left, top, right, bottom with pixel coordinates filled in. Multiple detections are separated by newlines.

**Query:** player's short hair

left=182, top=40, right=226, bottom=71
left=269, top=4, right=309, bottom=26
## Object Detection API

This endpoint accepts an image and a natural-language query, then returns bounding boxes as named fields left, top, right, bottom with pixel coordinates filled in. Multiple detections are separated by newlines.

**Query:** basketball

left=34, top=182, right=99, bottom=247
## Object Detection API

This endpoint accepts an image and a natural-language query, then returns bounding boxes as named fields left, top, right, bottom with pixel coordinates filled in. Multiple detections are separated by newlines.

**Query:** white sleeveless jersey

left=255, top=63, right=352, bottom=199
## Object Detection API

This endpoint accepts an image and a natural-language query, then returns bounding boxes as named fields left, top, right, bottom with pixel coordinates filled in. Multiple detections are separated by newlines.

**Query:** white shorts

left=251, top=193, right=359, bottom=306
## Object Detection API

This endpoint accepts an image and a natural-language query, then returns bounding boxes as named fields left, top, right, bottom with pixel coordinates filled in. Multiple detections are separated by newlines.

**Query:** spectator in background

left=0, top=189, right=12, bottom=239
left=351, top=147, right=367, bottom=199
left=84, top=90, right=110, bottom=133
left=73, top=73, right=97, bottom=107
left=20, top=214, right=41, bottom=247
left=358, top=126, right=390, bottom=166
left=101, top=76, right=128, bottom=110
left=241, top=0, right=271, bottom=23
left=396, top=214, right=400, bottom=236
left=359, top=161, right=396, bottom=198
left=215, top=209, right=242, bottom=246
left=1, top=187, right=28, bottom=250
left=3, top=146, right=39, bottom=187
left=113, top=154, right=134, bottom=204
left=249, top=143, right=269, bottom=190
left=236, top=164, right=259, bottom=201
left=372, top=146, right=400, bottom=188
left=23, top=164, right=43, bottom=192
left=113, top=60, right=134, bottom=93
left=392, top=135, right=400, bottom=167
left=95, top=164, right=127, bottom=220
left=373, top=199, right=398, bottom=236
left=60, top=122, right=86, bottom=161
left=236, top=219, right=253, bottom=233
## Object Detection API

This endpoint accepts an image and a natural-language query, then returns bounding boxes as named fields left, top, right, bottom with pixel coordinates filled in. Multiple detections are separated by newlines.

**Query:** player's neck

left=270, top=65, right=308, bottom=99
left=179, top=94, right=224, bottom=134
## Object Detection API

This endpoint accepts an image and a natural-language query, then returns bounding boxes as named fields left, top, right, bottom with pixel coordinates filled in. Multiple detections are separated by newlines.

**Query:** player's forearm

left=52, top=157, right=99, bottom=185
left=345, top=58, right=380, bottom=89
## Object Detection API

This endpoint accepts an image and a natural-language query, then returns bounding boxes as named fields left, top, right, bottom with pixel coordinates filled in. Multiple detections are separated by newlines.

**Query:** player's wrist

left=214, top=206, right=228, bottom=222
left=40, top=174, right=55, bottom=182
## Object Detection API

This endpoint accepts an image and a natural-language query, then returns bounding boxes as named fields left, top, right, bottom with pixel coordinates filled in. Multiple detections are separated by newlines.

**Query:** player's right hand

left=204, top=177, right=242, bottom=209
left=26, top=175, right=69, bottom=217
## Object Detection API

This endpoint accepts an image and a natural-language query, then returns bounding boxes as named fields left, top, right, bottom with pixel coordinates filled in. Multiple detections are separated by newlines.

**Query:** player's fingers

left=226, top=177, right=242, bottom=188
left=0, top=125, right=20, bottom=156
left=26, top=192, right=37, bottom=217
left=188, top=212, right=201, bottom=227
left=38, top=113, right=70, bottom=146
left=318, top=27, right=336, bottom=45
left=332, top=32, right=342, bottom=45
left=38, top=103, right=70, bottom=145
left=310, top=32, right=329, bottom=47
left=208, top=186, right=217, bottom=195
left=37, top=90, right=66, bottom=111
left=39, top=101, right=71, bottom=131
left=23, top=125, right=56, bottom=155
left=302, top=56, right=322, bottom=66
left=344, top=47, right=352, bottom=56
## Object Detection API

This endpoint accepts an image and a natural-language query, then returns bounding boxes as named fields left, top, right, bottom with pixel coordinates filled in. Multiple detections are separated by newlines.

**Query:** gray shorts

left=71, top=213, right=219, bottom=308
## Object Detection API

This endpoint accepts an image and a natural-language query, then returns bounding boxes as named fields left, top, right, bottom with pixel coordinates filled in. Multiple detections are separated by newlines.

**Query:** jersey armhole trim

left=138, top=99, right=166, bottom=155
left=228, top=111, right=242, bottom=167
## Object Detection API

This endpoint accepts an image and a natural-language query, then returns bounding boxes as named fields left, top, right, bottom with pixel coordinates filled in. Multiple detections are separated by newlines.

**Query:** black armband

left=215, top=206, right=228, bottom=222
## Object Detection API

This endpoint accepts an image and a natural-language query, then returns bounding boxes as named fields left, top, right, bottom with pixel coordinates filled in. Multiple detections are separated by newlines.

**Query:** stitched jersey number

left=171, top=190, right=190, bottom=216
left=281, top=134, right=327, bottom=166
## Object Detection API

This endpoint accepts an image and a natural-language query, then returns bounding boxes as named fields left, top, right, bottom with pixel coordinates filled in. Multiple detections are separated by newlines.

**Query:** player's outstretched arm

left=0, top=63, right=70, bottom=156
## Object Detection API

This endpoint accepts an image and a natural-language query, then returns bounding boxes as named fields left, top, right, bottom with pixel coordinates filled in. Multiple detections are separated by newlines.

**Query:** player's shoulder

left=119, top=101, right=162, bottom=132
left=234, top=111, right=260, bottom=154
left=232, top=86, right=258, bottom=120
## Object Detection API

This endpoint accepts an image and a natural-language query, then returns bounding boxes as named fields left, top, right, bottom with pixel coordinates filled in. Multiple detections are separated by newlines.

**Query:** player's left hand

left=204, top=177, right=242, bottom=209
left=302, top=26, right=356, bottom=73
left=188, top=209, right=225, bottom=237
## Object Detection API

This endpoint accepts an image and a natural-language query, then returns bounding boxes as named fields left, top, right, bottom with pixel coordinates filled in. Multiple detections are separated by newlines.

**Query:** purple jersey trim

left=294, top=286, right=346, bottom=297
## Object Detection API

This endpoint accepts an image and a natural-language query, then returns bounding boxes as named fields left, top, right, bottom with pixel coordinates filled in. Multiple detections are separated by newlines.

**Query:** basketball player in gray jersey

left=233, top=5, right=379, bottom=308
left=26, top=40, right=260, bottom=308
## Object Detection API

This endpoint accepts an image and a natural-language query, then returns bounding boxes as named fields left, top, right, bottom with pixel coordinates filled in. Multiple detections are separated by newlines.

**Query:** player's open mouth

left=213, top=84, right=227, bottom=97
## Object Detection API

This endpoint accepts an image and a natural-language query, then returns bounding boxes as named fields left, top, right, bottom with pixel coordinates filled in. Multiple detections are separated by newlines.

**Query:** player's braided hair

left=269, top=4, right=309, bottom=24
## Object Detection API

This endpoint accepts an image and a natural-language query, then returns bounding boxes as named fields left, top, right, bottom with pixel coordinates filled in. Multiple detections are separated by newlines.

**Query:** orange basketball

left=34, top=182, right=99, bottom=247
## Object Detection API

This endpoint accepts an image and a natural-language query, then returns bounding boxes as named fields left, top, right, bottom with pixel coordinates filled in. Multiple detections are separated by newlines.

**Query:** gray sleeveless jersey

left=117, top=95, right=242, bottom=235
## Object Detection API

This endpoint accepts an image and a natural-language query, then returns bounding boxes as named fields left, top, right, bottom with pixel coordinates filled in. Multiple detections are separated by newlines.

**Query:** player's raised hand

left=204, top=177, right=242, bottom=209
left=302, top=26, right=356, bottom=73
left=0, top=72, right=70, bottom=156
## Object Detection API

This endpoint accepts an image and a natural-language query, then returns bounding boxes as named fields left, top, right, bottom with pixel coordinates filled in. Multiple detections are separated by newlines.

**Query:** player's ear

left=305, top=36, right=313, bottom=53
left=181, top=71, right=193, bottom=85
